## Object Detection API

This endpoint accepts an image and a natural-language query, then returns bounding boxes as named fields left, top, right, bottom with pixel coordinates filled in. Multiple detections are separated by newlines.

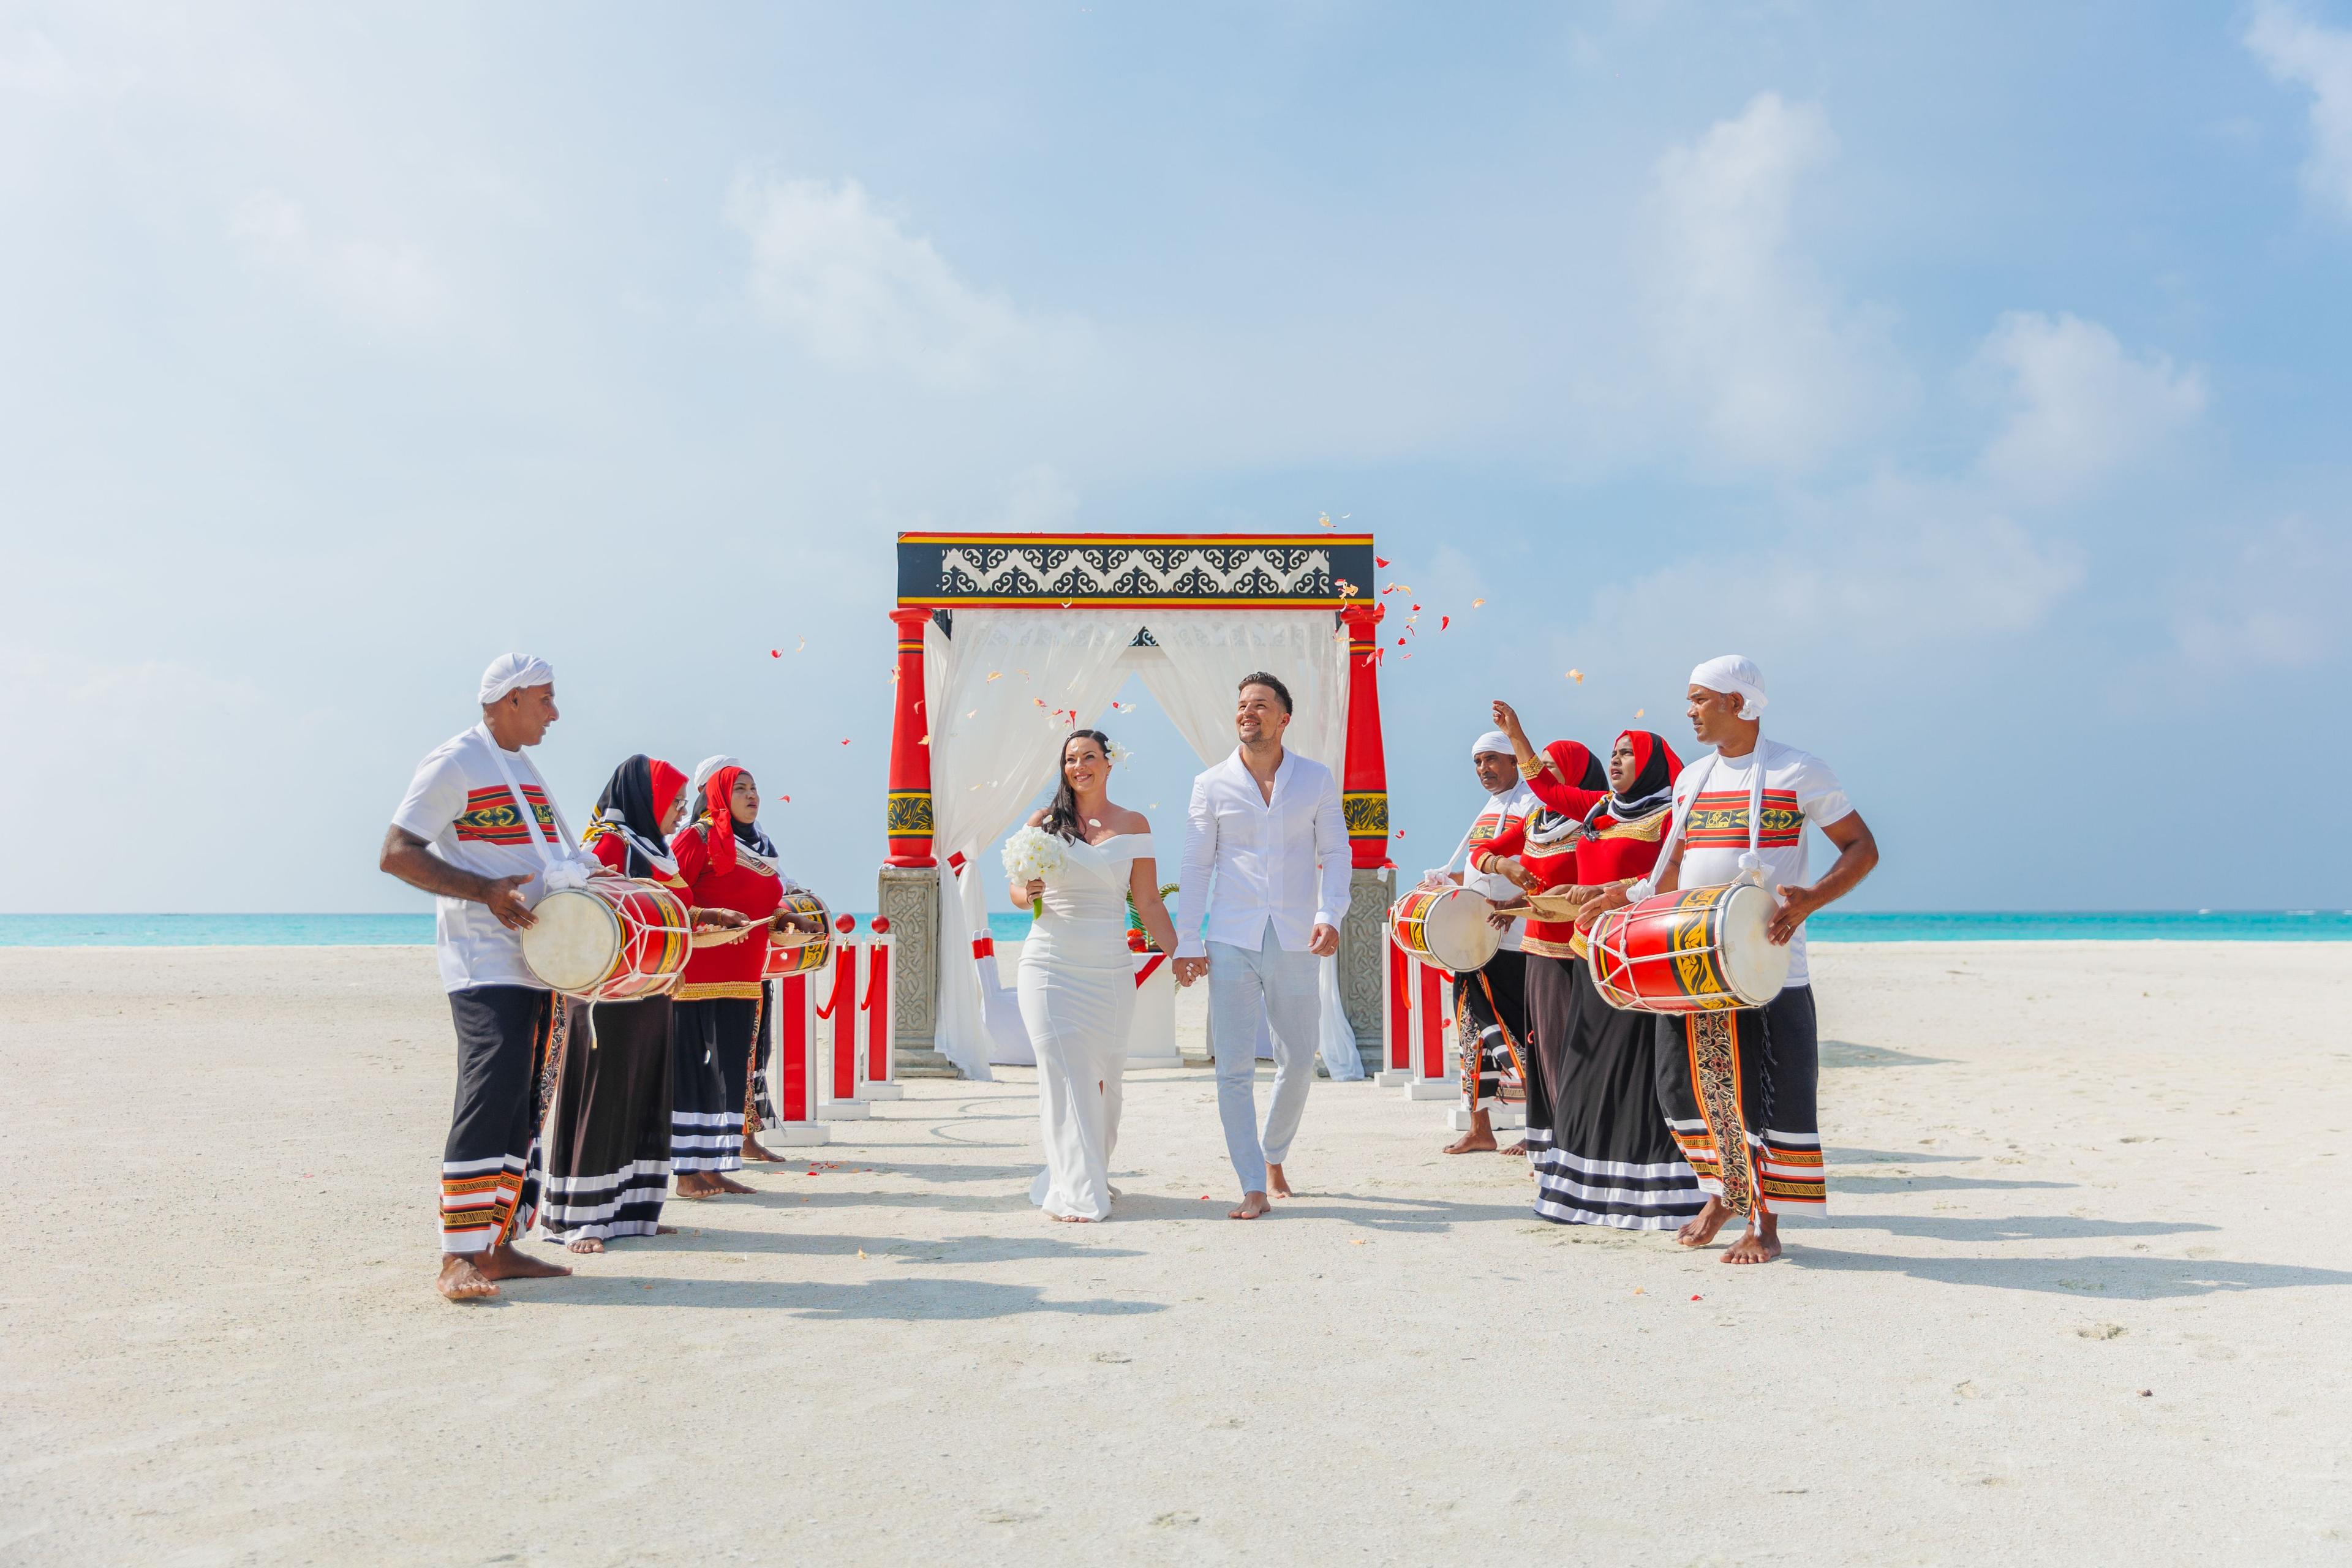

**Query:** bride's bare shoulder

left=1025, top=808, right=1050, bottom=828
left=1101, top=803, right=1152, bottom=837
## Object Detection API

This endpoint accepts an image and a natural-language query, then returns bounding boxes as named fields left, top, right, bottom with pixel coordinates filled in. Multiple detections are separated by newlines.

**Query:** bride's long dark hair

left=1038, top=729, right=1112, bottom=842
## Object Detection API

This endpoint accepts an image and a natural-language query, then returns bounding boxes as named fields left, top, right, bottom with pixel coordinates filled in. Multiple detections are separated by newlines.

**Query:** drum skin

left=1585, top=883, right=1790, bottom=1014
left=760, top=891, right=834, bottom=979
left=522, top=879, right=693, bottom=1001
left=1388, top=885, right=1501, bottom=974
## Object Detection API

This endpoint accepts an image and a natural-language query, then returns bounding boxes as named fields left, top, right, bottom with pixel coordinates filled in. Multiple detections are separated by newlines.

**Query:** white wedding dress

left=1017, top=832, right=1150, bottom=1221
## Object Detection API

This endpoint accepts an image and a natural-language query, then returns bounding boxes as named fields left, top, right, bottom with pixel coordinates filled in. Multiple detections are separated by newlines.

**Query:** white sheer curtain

left=925, top=609, right=1141, bottom=1080
left=1130, top=611, right=1363, bottom=1079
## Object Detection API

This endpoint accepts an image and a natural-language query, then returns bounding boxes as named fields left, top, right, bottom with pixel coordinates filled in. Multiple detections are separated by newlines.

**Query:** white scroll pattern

left=934, top=544, right=1333, bottom=601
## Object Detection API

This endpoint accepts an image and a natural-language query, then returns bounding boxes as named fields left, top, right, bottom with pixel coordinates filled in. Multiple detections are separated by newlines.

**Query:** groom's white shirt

left=1175, top=747, right=1351, bottom=959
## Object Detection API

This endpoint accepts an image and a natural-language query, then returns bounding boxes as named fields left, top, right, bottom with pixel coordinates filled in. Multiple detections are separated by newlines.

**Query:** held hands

left=1767, top=883, right=1816, bottom=945
left=486, top=875, right=537, bottom=931
left=1307, top=922, right=1340, bottom=957
left=1172, top=956, right=1210, bottom=986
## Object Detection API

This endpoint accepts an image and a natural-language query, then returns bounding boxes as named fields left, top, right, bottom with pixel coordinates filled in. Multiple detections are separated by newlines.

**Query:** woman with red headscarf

left=668, top=760, right=817, bottom=1193
left=1466, top=707, right=1607, bottom=1169
left=540, top=755, right=723, bottom=1251
left=1482, top=709, right=1706, bottom=1231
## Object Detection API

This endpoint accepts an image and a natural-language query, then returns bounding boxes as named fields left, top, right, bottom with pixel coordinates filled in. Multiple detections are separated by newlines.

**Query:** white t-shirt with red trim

left=391, top=726, right=569, bottom=993
left=1670, top=739, right=1854, bottom=987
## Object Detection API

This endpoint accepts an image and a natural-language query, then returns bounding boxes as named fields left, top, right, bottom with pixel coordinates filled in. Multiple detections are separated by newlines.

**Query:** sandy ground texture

left=5, top=940, right=2351, bottom=1567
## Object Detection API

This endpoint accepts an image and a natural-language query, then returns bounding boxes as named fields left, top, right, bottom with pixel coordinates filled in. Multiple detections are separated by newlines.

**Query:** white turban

left=478, top=653, right=554, bottom=706
left=1471, top=730, right=1514, bottom=760
left=1690, top=654, right=1767, bottom=720
left=689, top=755, right=744, bottom=800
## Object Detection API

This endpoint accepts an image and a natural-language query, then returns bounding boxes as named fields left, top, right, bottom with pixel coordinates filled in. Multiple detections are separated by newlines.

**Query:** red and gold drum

left=521, top=878, right=693, bottom=1001
left=1388, top=884, right=1501, bottom=974
left=759, top=891, right=834, bottom=979
left=1585, top=882, right=1790, bottom=1014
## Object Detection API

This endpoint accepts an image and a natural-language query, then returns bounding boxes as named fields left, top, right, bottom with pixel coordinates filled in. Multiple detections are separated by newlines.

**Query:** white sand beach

left=5, top=940, right=2350, bottom=1566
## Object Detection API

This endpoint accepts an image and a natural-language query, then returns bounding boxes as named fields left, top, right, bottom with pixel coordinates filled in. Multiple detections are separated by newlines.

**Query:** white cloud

left=2246, top=1, right=2352, bottom=222
left=1974, top=311, right=2205, bottom=502
left=1641, top=92, right=1907, bottom=472
left=2171, top=514, right=2352, bottom=672
left=728, top=173, right=1074, bottom=393
left=227, top=189, right=446, bottom=330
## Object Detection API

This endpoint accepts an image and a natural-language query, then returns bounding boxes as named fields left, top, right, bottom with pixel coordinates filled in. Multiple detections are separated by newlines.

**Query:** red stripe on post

left=1419, top=965, right=1448, bottom=1080
left=1388, top=940, right=1406, bottom=1072
left=829, top=946, right=857, bottom=1101
left=864, top=940, right=891, bottom=1084
left=778, top=974, right=810, bottom=1122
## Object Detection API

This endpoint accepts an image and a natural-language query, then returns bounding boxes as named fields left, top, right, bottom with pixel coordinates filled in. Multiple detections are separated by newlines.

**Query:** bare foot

left=1443, top=1129, right=1499, bottom=1155
left=1677, top=1196, right=1735, bottom=1248
left=473, top=1243, right=571, bottom=1282
left=1499, top=1140, right=1528, bottom=1156
left=1051, top=1213, right=1099, bottom=1223
left=1721, top=1215, right=1782, bottom=1264
left=1229, top=1191, right=1272, bottom=1220
left=1267, top=1164, right=1294, bottom=1199
left=566, top=1235, right=605, bottom=1254
left=714, top=1174, right=756, bottom=1195
left=437, top=1255, right=499, bottom=1302
left=741, top=1136, right=789, bottom=1163
left=674, top=1172, right=723, bottom=1199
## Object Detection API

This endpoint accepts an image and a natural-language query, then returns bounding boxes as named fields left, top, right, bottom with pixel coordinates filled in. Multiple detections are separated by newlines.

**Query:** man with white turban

left=1418, top=730, right=1540, bottom=1156
left=381, top=654, right=584, bottom=1302
left=1604, top=654, right=1879, bottom=1265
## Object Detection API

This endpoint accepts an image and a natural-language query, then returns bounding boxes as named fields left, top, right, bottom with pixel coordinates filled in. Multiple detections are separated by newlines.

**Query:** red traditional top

left=589, top=829, right=693, bottom=899
left=668, top=819, right=783, bottom=1000
left=1473, top=786, right=1603, bottom=959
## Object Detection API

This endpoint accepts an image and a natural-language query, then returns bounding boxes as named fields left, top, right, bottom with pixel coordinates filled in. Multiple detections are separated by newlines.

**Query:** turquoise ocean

left=4, top=910, right=2350, bottom=948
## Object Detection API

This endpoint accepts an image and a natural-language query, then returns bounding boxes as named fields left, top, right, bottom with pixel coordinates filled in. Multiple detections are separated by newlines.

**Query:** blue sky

left=4, top=1, right=2349, bottom=914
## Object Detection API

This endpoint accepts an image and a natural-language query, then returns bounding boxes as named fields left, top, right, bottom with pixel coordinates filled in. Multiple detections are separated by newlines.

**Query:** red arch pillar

left=884, top=608, right=935, bottom=867
left=1340, top=603, right=1391, bottom=869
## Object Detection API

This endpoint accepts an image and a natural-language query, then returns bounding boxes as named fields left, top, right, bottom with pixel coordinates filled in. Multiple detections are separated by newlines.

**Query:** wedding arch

left=873, top=531, right=1396, bottom=1080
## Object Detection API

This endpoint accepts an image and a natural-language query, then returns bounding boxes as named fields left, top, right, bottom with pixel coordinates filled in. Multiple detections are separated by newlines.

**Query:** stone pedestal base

left=1338, top=866, right=1393, bottom=1077
left=819, top=1100, right=872, bottom=1121
left=861, top=1083, right=907, bottom=1101
left=1400, top=1079, right=1455, bottom=1101
left=1373, top=1068, right=1413, bottom=1088
left=766, top=1123, right=831, bottom=1147
left=877, top=864, right=962, bottom=1079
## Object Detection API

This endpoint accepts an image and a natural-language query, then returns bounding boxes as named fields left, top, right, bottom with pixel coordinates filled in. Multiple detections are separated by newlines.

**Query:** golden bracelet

left=1517, top=755, right=1544, bottom=780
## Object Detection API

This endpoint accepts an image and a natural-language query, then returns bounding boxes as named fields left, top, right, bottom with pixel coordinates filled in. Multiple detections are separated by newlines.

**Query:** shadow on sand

left=564, top=1275, right=1169, bottom=1319
left=1820, top=1039, right=1955, bottom=1069
left=1790, top=1245, right=2352, bottom=1298
left=651, top=1228, right=1145, bottom=1265
left=1809, top=1213, right=2217, bottom=1244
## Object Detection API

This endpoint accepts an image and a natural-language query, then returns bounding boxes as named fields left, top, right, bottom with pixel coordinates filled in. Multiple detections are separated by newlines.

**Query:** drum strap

left=1631, top=741, right=1767, bottom=900
left=475, top=723, right=591, bottom=891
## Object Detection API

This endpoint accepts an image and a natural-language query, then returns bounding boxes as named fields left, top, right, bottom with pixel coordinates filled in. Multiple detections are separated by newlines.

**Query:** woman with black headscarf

left=1487, top=716, right=1708, bottom=1232
left=538, top=756, right=707, bottom=1253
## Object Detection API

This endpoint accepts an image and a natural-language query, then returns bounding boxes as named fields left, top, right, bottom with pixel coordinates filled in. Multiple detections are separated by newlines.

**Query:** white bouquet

left=1002, top=826, right=1066, bottom=918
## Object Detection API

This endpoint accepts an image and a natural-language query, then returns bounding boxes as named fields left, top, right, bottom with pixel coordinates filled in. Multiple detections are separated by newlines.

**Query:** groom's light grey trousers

left=1207, top=925, right=1322, bottom=1196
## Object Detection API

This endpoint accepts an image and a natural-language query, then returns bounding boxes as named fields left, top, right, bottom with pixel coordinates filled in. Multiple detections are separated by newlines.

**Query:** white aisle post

left=1400, top=966, right=1455, bottom=1101
left=766, top=973, right=831, bottom=1148
left=859, top=925, right=905, bottom=1101
left=1125, top=952, right=1182, bottom=1068
left=816, top=942, right=872, bottom=1124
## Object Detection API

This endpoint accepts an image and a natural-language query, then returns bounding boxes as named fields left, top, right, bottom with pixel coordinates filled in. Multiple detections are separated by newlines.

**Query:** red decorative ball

left=870, top=916, right=891, bottom=934
left=833, top=914, right=855, bottom=933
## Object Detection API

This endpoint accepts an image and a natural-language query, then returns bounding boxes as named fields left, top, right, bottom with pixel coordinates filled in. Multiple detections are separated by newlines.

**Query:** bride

left=1008, top=729, right=1185, bottom=1222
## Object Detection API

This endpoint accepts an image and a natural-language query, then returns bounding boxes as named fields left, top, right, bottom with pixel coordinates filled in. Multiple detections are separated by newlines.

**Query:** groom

left=1173, top=673, right=1351, bottom=1219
